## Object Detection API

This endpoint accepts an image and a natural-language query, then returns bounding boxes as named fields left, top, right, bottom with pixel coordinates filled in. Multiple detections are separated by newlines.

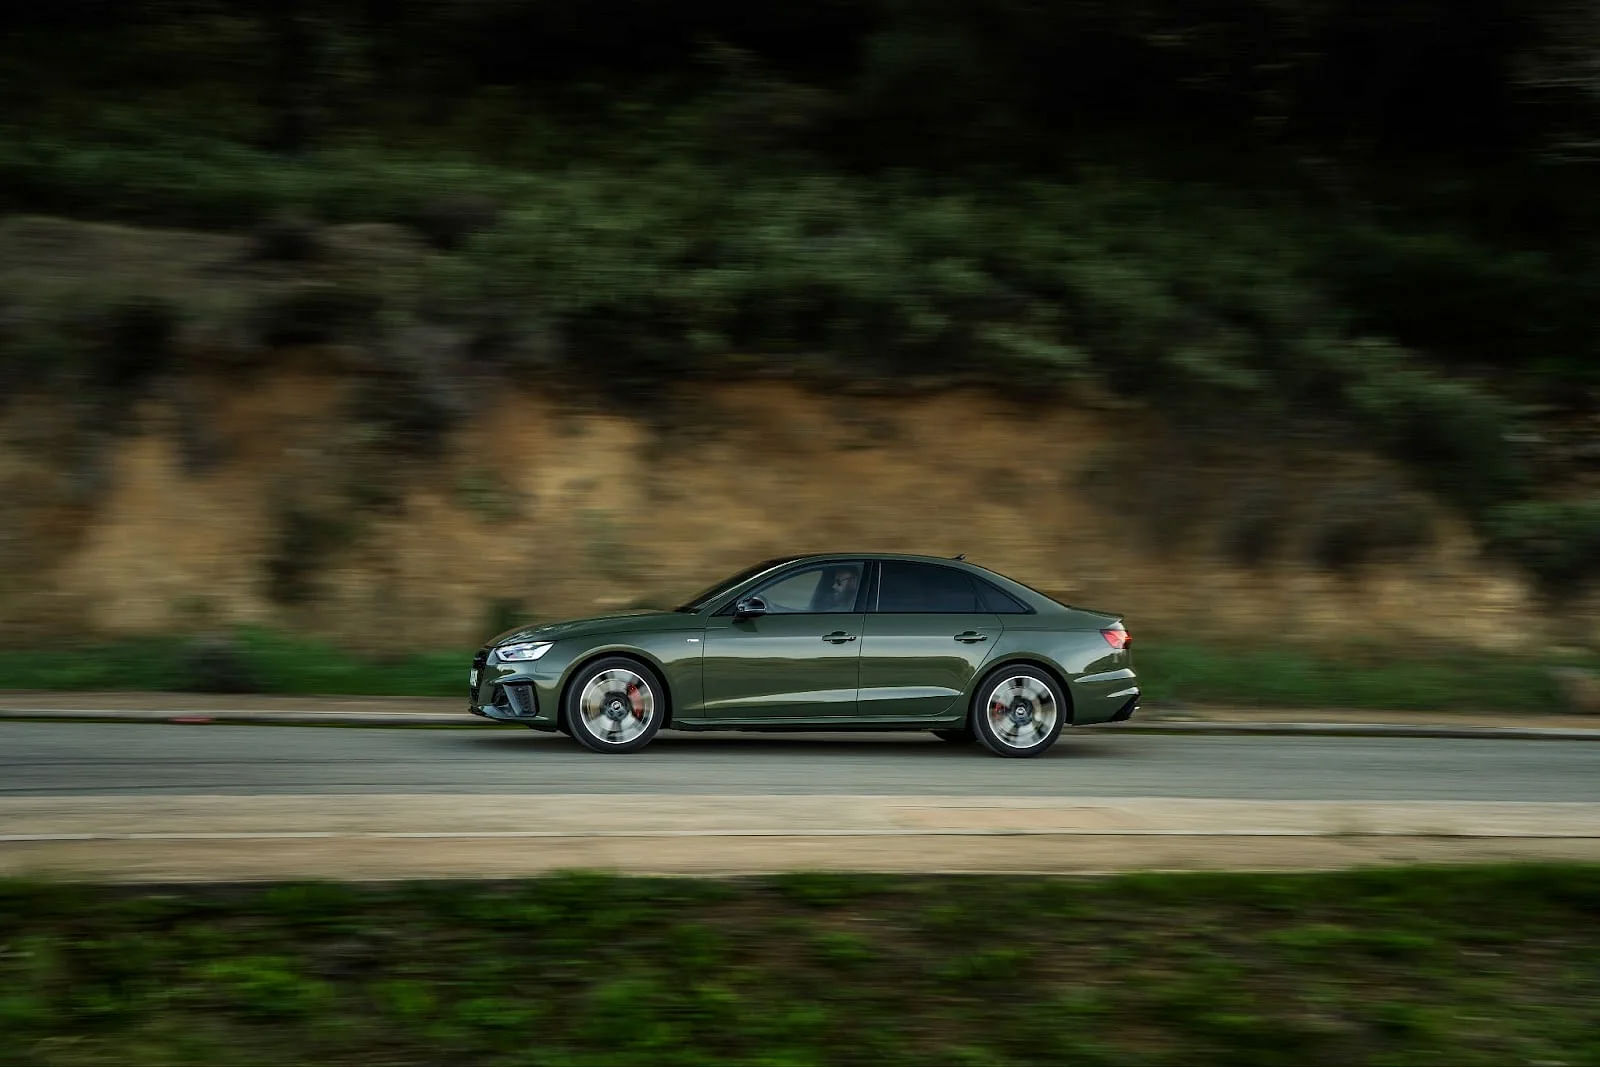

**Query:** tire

left=932, top=727, right=975, bottom=743
left=970, top=664, right=1066, bottom=758
left=564, top=656, right=666, bottom=754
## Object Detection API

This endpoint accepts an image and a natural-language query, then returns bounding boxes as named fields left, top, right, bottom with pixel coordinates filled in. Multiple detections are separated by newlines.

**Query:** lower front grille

left=500, top=682, right=537, bottom=717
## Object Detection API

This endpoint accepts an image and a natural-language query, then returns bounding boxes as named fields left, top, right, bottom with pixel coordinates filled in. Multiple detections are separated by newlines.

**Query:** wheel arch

left=969, top=656, right=1077, bottom=725
left=559, top=647, right=678, bottom=728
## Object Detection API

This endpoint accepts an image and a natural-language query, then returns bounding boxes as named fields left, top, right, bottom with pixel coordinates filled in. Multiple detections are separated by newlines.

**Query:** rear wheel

left=970, top=665, right=1065, bottom=758
left=564, top=656, right=665, bottom=754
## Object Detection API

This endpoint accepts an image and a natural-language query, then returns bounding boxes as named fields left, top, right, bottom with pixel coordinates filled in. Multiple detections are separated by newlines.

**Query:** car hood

left=488, top=610, right=693, bottom=646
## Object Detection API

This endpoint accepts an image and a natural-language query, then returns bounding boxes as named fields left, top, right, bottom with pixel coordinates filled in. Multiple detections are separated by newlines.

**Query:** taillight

left=1101, top=626, right=1130, bottom=650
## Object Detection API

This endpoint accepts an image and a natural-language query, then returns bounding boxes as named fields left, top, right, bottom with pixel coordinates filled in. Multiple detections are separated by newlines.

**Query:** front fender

left=539, top=630, right=707, bottom=725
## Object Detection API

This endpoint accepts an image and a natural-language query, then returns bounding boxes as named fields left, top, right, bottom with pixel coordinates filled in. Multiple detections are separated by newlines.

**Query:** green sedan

left=469, top=553, right=1138, bottom=757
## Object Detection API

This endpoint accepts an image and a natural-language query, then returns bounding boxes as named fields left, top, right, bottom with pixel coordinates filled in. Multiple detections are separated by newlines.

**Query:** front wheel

left=564, top=657, right=665, bottom=754
left=970, top=666, right=1066, bottom=758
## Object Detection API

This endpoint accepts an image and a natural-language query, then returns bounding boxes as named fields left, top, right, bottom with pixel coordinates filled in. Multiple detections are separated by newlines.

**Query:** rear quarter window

left=975, top=579, right=1031, bottom=614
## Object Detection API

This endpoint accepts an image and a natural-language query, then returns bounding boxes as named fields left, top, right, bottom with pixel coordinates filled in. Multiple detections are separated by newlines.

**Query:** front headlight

left=496, top=641, right=554, bottom=662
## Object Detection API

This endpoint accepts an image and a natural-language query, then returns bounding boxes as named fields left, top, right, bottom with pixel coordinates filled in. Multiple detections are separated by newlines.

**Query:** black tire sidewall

left=970, top=665, right=1066, bottom=758
left=564, top=656, right=666, bottom=754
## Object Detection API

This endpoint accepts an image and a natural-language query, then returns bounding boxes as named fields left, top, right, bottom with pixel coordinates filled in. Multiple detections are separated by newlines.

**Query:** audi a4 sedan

left=469, top=553, right=1138, bottom=757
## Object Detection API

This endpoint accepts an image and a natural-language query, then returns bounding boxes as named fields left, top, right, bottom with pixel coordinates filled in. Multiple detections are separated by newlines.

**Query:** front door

left=858, top=560, right=1001, bottom=721
left=700, top=561, right=867, bottom=721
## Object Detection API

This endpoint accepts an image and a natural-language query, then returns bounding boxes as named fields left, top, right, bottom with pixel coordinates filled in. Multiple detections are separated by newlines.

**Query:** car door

left=700, top=561, right=867, bottom=722
left=858, top=560, right=1002, bottom=722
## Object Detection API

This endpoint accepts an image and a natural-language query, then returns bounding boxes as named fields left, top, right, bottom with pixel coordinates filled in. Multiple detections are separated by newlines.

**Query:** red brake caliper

left=627, top=682, right=645, bottom=718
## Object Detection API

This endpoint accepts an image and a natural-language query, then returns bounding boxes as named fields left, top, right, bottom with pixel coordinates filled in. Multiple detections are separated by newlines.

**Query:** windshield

left=673, top=557, right=800, bottom=613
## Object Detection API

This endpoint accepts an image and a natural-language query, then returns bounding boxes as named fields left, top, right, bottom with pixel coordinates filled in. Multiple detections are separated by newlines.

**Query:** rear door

left=857, top=561, right=1002, bottom=722
left=700, top=561, right=867, bottom=722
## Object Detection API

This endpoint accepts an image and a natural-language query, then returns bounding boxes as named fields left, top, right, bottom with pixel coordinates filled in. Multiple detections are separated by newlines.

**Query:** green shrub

left=345, top=329, right=465, bottom=457
left=1341, top=343, right=1529, bottom=515
left=263, top=502, right=356, bottom=606
left=175, top=633, right=263, bottom=693
left=252, top=280, right=382, bottom=348
left=810, top=930, right=877, bottom=969
left=410, top=194, right=500, bottom=250
left=1306, top=485, right=1434, bottom=573
left=197, top=956, right=331, bottom=1019
left=1218, top=492, right=1291, bottom=568
left=249, top=212, right=324, bottom=262
left=1486, top=497, right=1600, bottom=598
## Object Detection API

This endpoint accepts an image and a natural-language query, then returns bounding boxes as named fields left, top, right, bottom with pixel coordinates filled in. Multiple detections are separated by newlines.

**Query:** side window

left=752, top=563, right=864, bottom=614
left=877, top=562, right=982, bottom=613
left=976, top=579, right=1031, bottom=614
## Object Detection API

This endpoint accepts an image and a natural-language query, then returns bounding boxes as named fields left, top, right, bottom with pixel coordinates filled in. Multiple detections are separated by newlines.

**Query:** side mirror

left=733, top=595, right=768, bottom=620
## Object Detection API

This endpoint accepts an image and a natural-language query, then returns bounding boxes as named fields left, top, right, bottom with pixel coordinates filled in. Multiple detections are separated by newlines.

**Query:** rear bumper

left=1069, top=667, right=1140, bottom=725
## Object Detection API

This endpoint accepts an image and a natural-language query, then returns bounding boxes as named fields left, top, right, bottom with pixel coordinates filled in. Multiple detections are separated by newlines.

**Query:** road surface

left=0, top=722, right=1596, bottom=800
left=2, top=722, right=1596, bottom=880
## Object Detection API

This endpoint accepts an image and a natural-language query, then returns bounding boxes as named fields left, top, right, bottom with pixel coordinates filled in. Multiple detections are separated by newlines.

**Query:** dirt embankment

left=0, top=365, right=1570, bottom=651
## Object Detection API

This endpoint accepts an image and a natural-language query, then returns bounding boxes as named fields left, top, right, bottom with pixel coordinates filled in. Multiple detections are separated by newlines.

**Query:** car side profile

left=469, top=554, right=1138, bottom=757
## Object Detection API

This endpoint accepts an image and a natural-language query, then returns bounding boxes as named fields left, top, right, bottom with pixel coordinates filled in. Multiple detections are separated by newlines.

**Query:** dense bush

left=249, top=212, right=324, bottom=262
left=176, top=633, right=264, bottom=693
left=1306, top=489, right=1435, bottom=574
left=1340, top=342, right=1530, bottom=517
left=1487, top=498, right=1600, bottom=599
left=252, top=279, right=383, bottom=348
left=263, top=501, right=356, bottom=606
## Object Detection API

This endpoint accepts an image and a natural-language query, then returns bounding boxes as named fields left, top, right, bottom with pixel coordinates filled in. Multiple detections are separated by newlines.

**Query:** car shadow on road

left=452, top=730, right=1128, bottom=759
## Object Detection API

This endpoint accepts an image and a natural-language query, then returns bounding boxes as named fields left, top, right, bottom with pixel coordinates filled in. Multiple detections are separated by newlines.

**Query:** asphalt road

left=2, top=721, right=1597, bottom=801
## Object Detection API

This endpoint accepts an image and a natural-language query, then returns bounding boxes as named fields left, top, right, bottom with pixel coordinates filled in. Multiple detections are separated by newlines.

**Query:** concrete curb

left=1103, top=721, right=1600, bottom=742
left=2, top=705, right=1599, bottom=741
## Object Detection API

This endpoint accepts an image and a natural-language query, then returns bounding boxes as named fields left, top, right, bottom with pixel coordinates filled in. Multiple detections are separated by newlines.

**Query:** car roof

left=778, top=553, right=977, bottom=565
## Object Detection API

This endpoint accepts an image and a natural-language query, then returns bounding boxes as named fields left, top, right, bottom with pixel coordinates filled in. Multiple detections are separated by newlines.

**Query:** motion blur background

left=1, top=0, right=1597, bottom=709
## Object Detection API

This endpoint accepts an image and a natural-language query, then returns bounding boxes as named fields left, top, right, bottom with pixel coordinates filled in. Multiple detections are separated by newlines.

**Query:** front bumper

left=468, top=647, right=560, bottom=727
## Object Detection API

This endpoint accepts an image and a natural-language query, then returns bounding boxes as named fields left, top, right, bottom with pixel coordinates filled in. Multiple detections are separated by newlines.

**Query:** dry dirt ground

left=6, top=794, right=1599, bottom=882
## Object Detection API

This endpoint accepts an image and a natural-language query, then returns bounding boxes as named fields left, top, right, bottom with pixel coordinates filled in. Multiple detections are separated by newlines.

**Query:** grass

left=0, top=628, right=463, bottom=698
left=1, top=866, right=1597, bottom=1066
left=1136, top=638, right=1600, bottom=713
left=0, top=628, right=1593, bottom=712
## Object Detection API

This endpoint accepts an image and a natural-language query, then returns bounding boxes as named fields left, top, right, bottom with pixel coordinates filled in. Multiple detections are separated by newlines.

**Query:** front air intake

left=501, top=682, right=537, bottom=717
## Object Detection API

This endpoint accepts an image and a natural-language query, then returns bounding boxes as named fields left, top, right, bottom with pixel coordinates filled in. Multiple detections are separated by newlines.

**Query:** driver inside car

left=812, top=566, right=861, bottom=612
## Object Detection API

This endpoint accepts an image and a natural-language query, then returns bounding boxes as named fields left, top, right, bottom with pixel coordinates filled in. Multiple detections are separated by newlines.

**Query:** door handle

left=954, top=631, right=989, bottom=643
left=822, top=631, right=857, bottom=643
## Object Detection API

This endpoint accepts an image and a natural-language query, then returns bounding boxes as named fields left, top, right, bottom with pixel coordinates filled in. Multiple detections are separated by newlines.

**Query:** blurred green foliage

left=1, top=1, right=1597, bottom=590
left=0, top=866, right=1597, bottom=1065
